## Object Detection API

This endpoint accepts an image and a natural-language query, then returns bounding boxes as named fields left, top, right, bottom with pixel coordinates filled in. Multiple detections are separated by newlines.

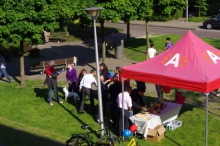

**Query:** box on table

left=144, top=125, right=165, bottom=142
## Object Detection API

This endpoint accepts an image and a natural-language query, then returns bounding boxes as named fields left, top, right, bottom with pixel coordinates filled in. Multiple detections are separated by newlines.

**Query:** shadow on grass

left=34, top=88, right=48, bottom=103
left=0, top=123, right=64, bottom=146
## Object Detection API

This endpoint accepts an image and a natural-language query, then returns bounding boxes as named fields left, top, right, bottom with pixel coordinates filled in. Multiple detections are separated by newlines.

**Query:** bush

left=29, top=48, right=40, bottom=57
left=149, top=15, right=170, bottom=21
left=9, top=45, right=19, bottom=56
left=207, top=3, right=220, bottom=16
left=0, top=48, right=11, bottom=60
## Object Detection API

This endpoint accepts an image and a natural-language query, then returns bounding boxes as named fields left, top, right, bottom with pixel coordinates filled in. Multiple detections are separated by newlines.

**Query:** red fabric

left=175, top=91, right=186, bottom=104
left=163, top=86, right=171, bottom=93
left=122, top=30, right=220, bottom=93
left=46, top=65, right=56, bottom=76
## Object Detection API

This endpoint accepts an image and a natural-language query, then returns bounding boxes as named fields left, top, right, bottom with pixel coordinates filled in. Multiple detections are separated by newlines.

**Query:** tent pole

left=122, top=77, right=124, bottom=141
left=205, top=93, right=209, bottom=146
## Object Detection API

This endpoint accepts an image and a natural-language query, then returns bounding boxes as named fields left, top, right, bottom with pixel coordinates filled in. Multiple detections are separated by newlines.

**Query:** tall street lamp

left=84, top=7, right=104, bottom=136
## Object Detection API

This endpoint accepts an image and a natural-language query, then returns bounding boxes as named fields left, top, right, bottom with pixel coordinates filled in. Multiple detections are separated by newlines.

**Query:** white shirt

left=0, top=55, right=6, bottom=68
left=116, top=92, right=132, bottom=110
left=79, top=74, right=97, bottom=90
left=147, top=48, right=156, bottom=59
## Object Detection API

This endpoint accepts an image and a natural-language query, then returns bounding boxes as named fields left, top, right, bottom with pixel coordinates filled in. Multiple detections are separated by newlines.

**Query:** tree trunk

left=146, top=21, right=150, bottom=55
left=126, top=22, right=130, bottom=45
left=100, top=21, right=106, bottom=63
left=20, top=40, right=25, bottom=87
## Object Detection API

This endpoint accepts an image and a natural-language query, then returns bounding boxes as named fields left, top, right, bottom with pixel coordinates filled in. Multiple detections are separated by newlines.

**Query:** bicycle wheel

left=106, top=135, right=121, bottom=146
left=66, top=135, right=90, bottom=146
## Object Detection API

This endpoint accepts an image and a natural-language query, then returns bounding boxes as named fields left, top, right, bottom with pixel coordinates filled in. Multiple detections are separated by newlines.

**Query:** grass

left=123, top=34, right=220, bottom=62
left=0, top=34, right=220, bottom=146
left=188, top=16, right=210, bottom=22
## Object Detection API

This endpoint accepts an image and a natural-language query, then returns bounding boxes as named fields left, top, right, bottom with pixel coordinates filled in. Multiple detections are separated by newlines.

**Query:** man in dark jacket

left=44, top=60, right=63, bottom=105
left=108, top=76, right=122, bottom=125
left=130, top=87, right=147, bottom=111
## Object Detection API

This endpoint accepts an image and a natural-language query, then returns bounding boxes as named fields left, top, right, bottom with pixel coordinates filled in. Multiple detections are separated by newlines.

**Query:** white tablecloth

left=129, top=102, right=182, bottom=137
left=129, top=114, right=162, bottom=137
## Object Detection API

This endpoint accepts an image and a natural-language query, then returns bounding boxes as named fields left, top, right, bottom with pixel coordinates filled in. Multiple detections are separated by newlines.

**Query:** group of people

left=44, top=61, right=148, bottom=136
left=146, top=37, right=172, bottom=60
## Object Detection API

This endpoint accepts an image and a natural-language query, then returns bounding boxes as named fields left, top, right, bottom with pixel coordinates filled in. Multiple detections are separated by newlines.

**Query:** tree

left=96, top=1, right=121, bottom=63
left=153, top=0, right=186, bottom=19
left=137, top=0, right=154, bottom=55
left=195, top=0, right=208, bottom=17
left=113, top=0, right=139, bottom=45
left=0, top=0, right=76, bottom=86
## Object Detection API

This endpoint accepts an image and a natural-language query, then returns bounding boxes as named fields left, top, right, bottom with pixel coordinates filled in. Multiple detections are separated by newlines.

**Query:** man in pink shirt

left=116, top=85, right=133, bottom=136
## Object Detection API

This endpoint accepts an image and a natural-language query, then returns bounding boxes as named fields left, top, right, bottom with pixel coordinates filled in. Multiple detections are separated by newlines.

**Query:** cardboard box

left=145, top=125, right=165, bottom=142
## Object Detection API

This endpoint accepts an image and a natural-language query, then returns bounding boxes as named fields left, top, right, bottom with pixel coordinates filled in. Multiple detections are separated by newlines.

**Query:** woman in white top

left=147, top=43, right=156, bottom=59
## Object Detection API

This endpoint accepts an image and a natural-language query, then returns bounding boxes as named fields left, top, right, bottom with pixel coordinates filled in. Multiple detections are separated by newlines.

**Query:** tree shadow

left=0, top=123, right=65, bottom=146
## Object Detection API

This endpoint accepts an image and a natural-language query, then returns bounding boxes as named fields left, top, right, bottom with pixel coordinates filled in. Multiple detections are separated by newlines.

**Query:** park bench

left=29, top=56, right=78, bottom=75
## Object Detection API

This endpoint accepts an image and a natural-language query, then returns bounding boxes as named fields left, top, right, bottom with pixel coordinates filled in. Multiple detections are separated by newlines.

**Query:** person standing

left=44, top=60, right=63, bottom=105
left=164, top=37, right=173, bottom=51
left=76, top=69, right=87, bottom=102
left=79, top=69, right=97, bottom=114
left=116, top=85, right=132, bottom=136
left=147, top=43, right=156, bottom=60
left=66, top=63, right=77, bottom=92
left=130, top=87, right=147, bottom=112
left=100, top=63, right=109, bottom=81
left=0, top=53, right=13, bottom=83
left=97, top=75, right=108, bottom=121
left=108, top=76, right=122, bottom=125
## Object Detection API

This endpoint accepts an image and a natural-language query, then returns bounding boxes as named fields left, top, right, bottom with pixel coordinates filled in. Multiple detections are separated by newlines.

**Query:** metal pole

left=186, top=0, right=188, bottom=22
left=122, top=77, right=124, bottom=141
left=93, top=18, right=104, bottom=136
left=205, top=93, right=209, bottom=146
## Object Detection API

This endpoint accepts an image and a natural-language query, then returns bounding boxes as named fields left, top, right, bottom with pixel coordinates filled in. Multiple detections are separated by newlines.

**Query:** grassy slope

left=0, top=34, right=220, bottom=146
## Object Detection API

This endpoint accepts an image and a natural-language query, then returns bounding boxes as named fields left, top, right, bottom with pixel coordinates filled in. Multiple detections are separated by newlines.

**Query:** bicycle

left=66, top=120, right=121, bottom=146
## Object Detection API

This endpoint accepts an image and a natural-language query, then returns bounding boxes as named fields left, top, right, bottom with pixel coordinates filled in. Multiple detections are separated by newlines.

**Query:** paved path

left=3, top=19, right=205, bottom=84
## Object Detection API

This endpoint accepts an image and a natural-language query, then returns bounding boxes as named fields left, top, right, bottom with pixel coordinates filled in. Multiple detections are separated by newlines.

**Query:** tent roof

left=122, top=30, right=220, bottom=93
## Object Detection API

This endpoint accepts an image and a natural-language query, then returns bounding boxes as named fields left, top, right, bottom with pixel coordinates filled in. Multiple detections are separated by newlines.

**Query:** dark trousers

left=79, top=87, right=95, bottom=113
left=118, top=108, right=130, bottom=136
left=68, top=82, right=77, bottom=92
left=110, top=103, right=118, bottom=125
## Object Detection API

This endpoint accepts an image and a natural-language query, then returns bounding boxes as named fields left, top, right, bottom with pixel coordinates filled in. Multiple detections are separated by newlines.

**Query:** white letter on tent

left=164, top=53, right=180, bottom=67
left=207, top=50, right=220, bottom=64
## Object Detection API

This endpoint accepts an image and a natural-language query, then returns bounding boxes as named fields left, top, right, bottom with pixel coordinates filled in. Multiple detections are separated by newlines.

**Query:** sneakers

left=9, top=80, right=13, bottom=83
left=58, top=100, right=63, bottom=104
left=49, top=102, right=53, bottom=106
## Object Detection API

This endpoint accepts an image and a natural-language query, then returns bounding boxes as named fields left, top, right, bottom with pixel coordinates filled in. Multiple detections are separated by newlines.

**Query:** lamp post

left=84, top=7, right=104, bottom=136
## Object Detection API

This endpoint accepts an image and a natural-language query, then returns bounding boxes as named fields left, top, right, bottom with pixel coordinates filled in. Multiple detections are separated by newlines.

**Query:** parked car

left=203, top=14, right=220, bottom=29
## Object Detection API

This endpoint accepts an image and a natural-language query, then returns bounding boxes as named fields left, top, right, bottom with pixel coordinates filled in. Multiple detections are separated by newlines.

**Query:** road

left=105, top=22, right=220, bottom=39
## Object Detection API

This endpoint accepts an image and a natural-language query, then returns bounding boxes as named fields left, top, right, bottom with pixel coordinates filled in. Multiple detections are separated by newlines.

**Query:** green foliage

left=207, top=3, right=220, bottom=16
left=195, top=0, right=208, bottom=17
left=153, top=0, right=186, bottom=20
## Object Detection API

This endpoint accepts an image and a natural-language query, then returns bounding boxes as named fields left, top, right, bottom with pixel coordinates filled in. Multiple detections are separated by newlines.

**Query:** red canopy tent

left=122, top=30, right=220, bottom=145
left=122, top=30, right=220, bottom=92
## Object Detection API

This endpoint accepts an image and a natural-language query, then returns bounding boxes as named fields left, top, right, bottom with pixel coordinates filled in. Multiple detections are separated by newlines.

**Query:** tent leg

left=122, top=77, right=124, bottom=141
left=205, top=93, right=209, bottom=146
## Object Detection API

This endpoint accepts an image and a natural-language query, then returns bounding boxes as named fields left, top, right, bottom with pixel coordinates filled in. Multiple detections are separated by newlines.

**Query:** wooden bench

left=29, top=57, right=78, bottom=75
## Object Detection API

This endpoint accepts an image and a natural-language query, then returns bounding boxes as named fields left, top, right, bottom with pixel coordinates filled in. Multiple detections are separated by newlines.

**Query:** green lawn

left=0, top=34, right=220, bottom=146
